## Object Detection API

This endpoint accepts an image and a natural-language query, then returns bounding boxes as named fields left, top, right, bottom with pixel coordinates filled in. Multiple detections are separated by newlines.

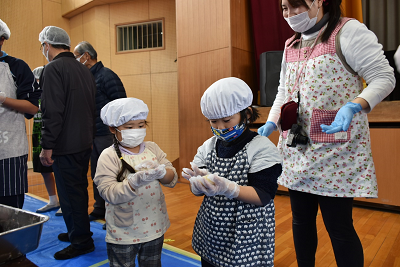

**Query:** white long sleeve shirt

left=267, top=19, right=395, bottom=123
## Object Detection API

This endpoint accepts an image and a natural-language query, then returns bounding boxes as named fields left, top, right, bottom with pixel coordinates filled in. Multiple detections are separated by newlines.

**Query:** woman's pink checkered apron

left=277, top=18, right=378, bottom=198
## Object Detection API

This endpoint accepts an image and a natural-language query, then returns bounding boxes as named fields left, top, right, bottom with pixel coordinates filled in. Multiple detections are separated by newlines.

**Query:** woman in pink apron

left=258, top=0, right=395, bottom=266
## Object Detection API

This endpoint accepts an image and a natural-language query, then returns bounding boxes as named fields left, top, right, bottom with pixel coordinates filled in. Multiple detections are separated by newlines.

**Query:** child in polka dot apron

left=182, top=77, right=283, bottom=267
left=94, top=98, right=178, bottom=267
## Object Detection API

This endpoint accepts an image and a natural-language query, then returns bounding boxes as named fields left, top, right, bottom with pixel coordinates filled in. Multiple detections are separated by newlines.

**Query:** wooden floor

left=27, top=169, right=400, bottom=266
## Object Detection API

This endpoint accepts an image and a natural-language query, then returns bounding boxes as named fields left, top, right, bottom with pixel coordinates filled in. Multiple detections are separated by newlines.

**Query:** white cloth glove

left=150, top=164, right=167, bottom=179
left=0, top=92, right=6, bottom=104
left=202, top=174, right=240, bottom=199
left=127, top=171, right=154, bottom=188
left=188, top=174, right=240, bottom=199
left=182, top=162, right=209, bottom=180
left=127, top=165, right=166, bottom=189
left=188, top=176, right=208, bottom=196
left=135, top=160, right=160, bottom=170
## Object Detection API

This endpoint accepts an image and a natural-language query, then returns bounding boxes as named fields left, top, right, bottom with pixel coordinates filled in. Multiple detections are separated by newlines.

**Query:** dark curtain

left=362, top=0, right=400, bottom=100
left=250, top=0, right=294, bottom=96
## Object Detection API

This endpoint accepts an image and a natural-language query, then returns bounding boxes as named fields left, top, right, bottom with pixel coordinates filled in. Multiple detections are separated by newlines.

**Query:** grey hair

left=75, top=41, right=97, bottom=60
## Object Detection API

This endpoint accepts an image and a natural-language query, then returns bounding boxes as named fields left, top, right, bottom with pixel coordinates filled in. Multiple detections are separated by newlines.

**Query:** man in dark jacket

left=73, top=41, right=126, bottom=222
left=38, top=26, right=96, bottom=260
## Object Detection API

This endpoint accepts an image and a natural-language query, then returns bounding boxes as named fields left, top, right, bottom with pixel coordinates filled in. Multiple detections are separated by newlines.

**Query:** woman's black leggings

left=289, top=189, right=363, bottom=267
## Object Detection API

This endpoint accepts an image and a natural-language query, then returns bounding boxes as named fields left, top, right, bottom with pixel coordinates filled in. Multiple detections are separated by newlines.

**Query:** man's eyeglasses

left=39, top=43, right=45, bottom=50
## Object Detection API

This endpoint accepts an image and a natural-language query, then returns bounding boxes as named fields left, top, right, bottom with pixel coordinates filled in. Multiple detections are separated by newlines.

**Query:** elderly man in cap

left=38, top=26, right=96, bottom=260
left=0, top=19, right=41, bottom=209
left=73, top=41, right=126, bottom=224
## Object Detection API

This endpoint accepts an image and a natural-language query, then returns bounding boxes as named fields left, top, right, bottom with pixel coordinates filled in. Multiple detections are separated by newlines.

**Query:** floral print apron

left=278, top=18, right=378, bottom=198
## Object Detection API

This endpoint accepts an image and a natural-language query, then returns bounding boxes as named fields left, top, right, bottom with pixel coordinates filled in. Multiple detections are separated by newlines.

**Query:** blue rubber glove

left=258, top=121, right=276, bottom=137
left=320, top=102, right=362, bottom=134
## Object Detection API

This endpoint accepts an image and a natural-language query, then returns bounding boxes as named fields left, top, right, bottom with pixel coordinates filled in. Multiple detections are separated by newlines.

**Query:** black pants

left=0, top=194, right=24, bottom=209
left=90, top=134, right=113, bottom=217
left=52, top=148, right=93, bottom=250
left=289, top=189, right=363, bottom=267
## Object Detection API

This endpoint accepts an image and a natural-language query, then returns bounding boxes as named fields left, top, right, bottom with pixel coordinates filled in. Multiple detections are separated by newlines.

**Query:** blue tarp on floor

left=23, top=194, right=200, bottom=267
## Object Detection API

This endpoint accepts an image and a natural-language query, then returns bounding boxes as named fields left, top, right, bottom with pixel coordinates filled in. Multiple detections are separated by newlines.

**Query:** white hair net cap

left=32, top=66, right=44, bottom=80
left=39, top=26, right=70, bottom=47
left=0, top=19, right=10, bottom=40
left=201, top=77, right=253, bottom=119
left=101, top=98, right=149, bottom=127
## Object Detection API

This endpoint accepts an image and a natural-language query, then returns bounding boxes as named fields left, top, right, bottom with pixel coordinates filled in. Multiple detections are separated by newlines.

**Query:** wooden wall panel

left=62, top=0, right=75, bottom=15
left=93, top=5, right=111, bottom=68
left=43, top=0, right=70, bottom=36
left=178, top=48, right=231, bottom=174
left=355, top=128, right=400, bottom=207
left=151, top=72, right=179, bottom=161
left=75, top=0, right=93, bottom=8
left=70, top=14, right=84, bottom=50
left=230, top=0, right=253, bottom=52
left=119, top=74, right=154, bottom=141
left=0, top=0, right=43, bottom=68
left=231, top=47, right=256, bottom=100
left=230, top=0, right=256, bottom=102
left=177, top=0, right=256, bottom=178
left=149, top=0, right=178, bottom=74
left=176, top=0, right=230, bottom=58
left=70, top=6, right=112, bottom=69
left=81, top=7, right=97, bottom=45
left=109, top=2, right=151, bottom=76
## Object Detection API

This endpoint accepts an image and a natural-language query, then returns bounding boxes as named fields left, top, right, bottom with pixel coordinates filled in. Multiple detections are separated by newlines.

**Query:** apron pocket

left=113, top=205, right=134, bottom=227
left=310, top=108, right=351, bottom=143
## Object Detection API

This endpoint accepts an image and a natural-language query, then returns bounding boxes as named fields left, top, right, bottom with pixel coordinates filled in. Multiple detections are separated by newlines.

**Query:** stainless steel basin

left=0, top=204, right=49, bottom=263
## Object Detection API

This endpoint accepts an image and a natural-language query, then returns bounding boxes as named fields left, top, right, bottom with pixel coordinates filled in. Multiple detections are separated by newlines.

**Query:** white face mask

left=116, top=128, right=146, bottom=148
left=76, top=54, right=87, bottom=65
left=284, top=0, right=319, bottom=33
left=42, top=43, right=50, bottom=62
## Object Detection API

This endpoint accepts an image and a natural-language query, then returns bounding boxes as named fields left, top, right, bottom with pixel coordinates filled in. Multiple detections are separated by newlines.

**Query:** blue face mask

left=211, top=123, right=245, bottom=142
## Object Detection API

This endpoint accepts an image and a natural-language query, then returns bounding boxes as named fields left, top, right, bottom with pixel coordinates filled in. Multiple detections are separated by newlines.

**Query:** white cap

left=0, top=19, right=10, bottom=40
left=39, top=26, right=70, bottom=47
left=200, top=77, right=253, bottom=119
left=32, top=66, right=44, bottom=80
left=101, top=98, right=149, bottom=127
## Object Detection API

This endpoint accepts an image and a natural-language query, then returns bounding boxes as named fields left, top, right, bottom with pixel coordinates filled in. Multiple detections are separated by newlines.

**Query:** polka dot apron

left=192, top=144, right=275, bottom=267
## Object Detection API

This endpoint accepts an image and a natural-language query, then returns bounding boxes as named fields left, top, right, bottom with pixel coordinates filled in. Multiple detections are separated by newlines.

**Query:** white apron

left=0, top=61, right=28, bottom=160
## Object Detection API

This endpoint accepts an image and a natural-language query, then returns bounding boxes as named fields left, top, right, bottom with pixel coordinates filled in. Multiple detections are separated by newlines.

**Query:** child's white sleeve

left=192, top=137, right=215, bottom=168
left=94, top=149, right=139, bottom=205
left=247, top=135, right=282, bottom=173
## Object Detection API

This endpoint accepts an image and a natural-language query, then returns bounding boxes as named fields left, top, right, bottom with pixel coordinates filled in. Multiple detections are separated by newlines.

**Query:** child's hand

left=149, top=164, right=167, bottom=180
left=188, top=176, right=207, bottom=196
left=127, top=171, right=153, bottom=189
left=182, top=162, right=209, bottom=180
left=202, top=174, right=240, bottom=199
left=135, top=160, right=160, bottom=170
left=128, top=165, right=167, bottom=189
